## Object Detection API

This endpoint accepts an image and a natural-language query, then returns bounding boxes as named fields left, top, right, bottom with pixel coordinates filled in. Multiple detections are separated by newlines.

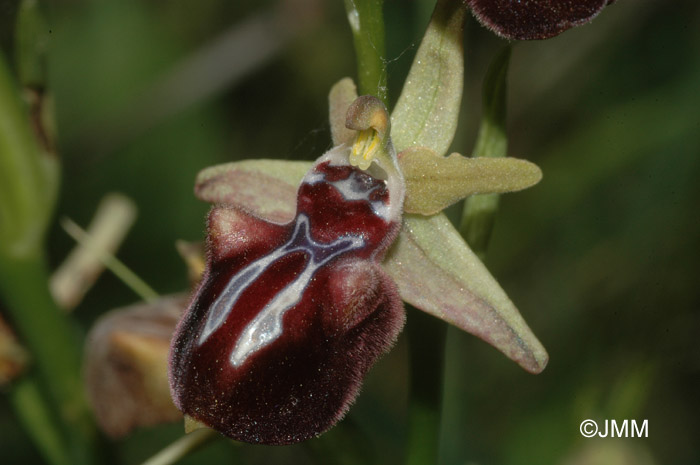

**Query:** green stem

left=1, top=7, right=96, bottom=464
left=460, top=192, right=500, bottom=261
left=141, top=430, right=218, bottom=465
left=440, top=45, right=512, bottom=463
left=16, top=0, right=49, bottom=89
left=404, top=306, right=446, bottom=465
left=344, top=0, right=387, bottom=104
left=8, top=374, right=72, bottom=465
left=0, top=55, right=54, bottom=257
left=0, top=251, right=96, bottom=465
left=459, top=45, right=511, bottom=259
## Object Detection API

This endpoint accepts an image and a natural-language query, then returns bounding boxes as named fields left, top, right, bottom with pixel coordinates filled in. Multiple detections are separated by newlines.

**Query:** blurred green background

left=1, top=0, right=698, bottom=463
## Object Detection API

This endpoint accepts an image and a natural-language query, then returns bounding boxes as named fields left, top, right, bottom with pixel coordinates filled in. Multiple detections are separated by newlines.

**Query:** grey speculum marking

left=197, top=214, right=364, bottom=367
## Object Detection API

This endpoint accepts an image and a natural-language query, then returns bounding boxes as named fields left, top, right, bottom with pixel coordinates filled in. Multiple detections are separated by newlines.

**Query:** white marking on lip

left=198, top=215, right=364, bottom=367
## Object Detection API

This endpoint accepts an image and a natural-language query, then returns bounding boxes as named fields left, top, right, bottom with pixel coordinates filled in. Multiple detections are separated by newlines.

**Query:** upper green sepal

left=391, top=0, right=466, bottom=157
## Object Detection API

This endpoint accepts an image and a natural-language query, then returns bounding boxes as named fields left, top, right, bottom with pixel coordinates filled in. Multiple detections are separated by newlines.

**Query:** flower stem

left=441, top=45, right=512, bottom=462
left=405, top=306, right=446, bottom=465
left=343, top=0, right=387, bottom=104
left=141, top=429, right=218, bottom=465
left=459, top=45, right=511, bottom=259
left=8, top=374, right=72, bottom=465
left=1, top=46, right=95, bottom=464
left=0, top=251, right=97, bottom=465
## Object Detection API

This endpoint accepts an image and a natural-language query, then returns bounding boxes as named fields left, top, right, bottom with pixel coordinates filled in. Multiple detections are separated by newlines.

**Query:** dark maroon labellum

left=468, top=0, right=614, bottom=40
left=169, top=146, right=405, bottom=445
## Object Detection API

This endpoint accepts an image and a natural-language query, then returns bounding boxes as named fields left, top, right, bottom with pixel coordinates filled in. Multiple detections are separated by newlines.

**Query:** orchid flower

left=166, top=1, right=547, bottom=445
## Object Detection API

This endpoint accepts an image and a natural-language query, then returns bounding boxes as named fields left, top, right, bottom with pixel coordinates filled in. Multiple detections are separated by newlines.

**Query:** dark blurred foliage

left=1, top=0, right=698, bottom=463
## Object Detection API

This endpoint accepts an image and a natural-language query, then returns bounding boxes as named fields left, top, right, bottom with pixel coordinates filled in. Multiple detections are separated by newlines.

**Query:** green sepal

left=391, top=0, right=466, bottom=157
left=400, top=147, right=542, bottom=215
left=194, top=159, right=310, bottom=222
left=383, top=213, right=548, bottom=374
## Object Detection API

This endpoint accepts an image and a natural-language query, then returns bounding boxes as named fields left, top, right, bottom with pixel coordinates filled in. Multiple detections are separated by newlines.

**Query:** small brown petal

left=328, top=78, right=359, bottom=147
left=84, top=295, right=187, bottom=437
left=468, top=0, right=612, bottom=40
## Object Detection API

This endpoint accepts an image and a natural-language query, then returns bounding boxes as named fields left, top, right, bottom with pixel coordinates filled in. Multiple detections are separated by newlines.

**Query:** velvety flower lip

left=168, top=99, right=408, bottom=445
left=468, top=0, right=616, bottom=40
